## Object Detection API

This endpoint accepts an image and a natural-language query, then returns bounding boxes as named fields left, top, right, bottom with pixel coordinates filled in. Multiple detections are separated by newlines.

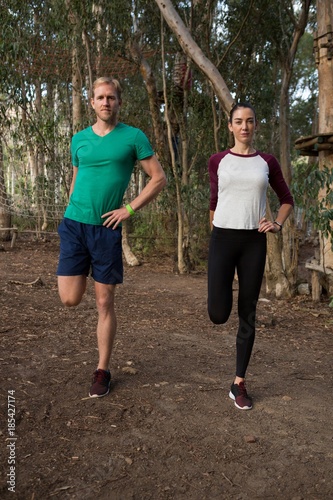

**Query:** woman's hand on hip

left=258, top=217, right=280, bottom=234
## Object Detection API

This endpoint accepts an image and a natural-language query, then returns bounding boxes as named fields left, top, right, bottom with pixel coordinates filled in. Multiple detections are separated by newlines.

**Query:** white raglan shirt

left=208, top=150, right=294, bottom=230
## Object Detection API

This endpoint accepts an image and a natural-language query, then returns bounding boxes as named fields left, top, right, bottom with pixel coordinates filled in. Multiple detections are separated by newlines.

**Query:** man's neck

left=92, top=120, right=118, bottom=137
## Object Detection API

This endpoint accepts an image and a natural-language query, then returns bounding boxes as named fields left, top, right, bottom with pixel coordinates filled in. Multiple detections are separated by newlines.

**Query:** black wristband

left=274, top=221, right=283, bottom=231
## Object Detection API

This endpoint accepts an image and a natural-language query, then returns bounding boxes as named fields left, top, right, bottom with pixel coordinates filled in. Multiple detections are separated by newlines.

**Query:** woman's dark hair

left=229, top=102, right=257, bottom=123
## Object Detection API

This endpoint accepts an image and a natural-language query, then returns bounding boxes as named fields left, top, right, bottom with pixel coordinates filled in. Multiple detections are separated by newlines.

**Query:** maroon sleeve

left=208, top=152, right=226, bottom=211
left=260, top=153, right=294, bottom=207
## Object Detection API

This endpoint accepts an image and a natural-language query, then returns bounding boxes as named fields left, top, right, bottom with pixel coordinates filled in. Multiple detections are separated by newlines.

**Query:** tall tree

left=266, top=0, right=312, bottom=297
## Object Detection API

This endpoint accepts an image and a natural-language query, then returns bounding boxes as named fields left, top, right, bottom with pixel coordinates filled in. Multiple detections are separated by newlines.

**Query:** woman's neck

left=230, top=145, right=256, bottom=155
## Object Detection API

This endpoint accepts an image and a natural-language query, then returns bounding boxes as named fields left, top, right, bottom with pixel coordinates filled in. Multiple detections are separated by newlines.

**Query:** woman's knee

left=208, top=306, right=230, bottom=325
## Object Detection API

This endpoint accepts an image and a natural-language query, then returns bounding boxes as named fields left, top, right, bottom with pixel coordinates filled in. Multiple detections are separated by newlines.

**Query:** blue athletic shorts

left=57, top=218, right=123, bottom=284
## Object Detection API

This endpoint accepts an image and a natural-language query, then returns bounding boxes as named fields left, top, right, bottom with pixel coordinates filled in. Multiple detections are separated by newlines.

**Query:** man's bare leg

left=94, top=282, right=117, bottom=371
left=58, top=275, right=87, bottom=306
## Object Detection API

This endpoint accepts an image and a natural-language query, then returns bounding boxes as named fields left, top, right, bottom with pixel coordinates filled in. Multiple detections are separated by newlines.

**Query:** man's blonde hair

left=92, top=77, right=122, bottom=100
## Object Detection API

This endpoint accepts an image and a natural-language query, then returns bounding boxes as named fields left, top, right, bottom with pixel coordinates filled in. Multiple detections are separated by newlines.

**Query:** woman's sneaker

left=229, top=381, right=252, bottom=410
left=89, top=369, right=111, bottom=398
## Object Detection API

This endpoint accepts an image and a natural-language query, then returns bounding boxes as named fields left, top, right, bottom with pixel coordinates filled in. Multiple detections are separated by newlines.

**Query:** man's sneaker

left=229, top=381, right=252, bottom=410
left=89, top=369, right=111, bottom=398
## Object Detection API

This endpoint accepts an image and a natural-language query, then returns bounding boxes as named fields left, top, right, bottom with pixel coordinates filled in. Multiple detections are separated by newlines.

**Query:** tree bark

left=72, top=44, right=82, bottom=135
left=122, top=222, right=140, bottom=267
left=160, top=26, right=187, bottom=273
left=128, top=40, right=167, bottom=162
left=0, top=142, right=11, bottom=240
left=316, top=0, right=333, bottom=269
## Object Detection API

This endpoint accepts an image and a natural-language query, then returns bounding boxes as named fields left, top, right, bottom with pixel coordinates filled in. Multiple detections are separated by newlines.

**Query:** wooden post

left=305, top=259, right=333, bottom=300
left=311, top=270, right=322, bottom=301
left=0, top=227, right=18, bottom=248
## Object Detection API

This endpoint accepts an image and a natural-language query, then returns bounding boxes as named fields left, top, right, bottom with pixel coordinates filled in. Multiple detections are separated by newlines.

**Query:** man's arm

left=102, top=155, right=166, bottom=229
left=129, top=155, right=167, bottom=212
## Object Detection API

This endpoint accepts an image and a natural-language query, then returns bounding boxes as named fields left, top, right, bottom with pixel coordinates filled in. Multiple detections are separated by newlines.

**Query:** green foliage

left=128, top=208, right=175, bottom=257
left=292, top=160, right=333, bottom=245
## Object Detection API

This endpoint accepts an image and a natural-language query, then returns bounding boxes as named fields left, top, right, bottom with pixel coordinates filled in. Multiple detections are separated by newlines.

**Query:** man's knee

left=58, top=276, right=86, bottom=307
left=96, top=295, right=113, bottom=312
left=95, top=284, right=116, bottom=312
left=60, top=295, right=82, bottom=307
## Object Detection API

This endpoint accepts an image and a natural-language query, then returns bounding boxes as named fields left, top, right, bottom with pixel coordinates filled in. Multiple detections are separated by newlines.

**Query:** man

left=57, top=76, right=167, bottom=398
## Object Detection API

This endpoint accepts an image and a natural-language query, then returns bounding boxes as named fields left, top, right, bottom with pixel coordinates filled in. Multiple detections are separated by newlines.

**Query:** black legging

left=208, top=227, right=267, bottom=378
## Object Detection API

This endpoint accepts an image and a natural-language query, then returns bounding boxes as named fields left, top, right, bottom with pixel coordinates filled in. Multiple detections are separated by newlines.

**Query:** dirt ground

left=0, top=236, right=332, bottom=500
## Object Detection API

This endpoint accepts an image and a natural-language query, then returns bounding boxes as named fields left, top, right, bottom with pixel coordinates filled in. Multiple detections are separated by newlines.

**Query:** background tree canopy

left=0, top=0, right=321, bottom=278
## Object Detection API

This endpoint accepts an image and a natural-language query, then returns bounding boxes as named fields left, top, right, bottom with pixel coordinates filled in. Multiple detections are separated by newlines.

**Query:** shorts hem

left=56, top=272, right=89, bottom=277
left=92, top=279, right=123, bottom=285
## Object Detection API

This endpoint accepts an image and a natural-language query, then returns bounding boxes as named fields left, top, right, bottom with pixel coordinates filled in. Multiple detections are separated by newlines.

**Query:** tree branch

left=154, top=0, right=235, bottom=115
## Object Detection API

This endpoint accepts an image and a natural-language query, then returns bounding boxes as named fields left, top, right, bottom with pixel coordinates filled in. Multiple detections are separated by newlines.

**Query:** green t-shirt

left=64, top=123, right=154, bottom=225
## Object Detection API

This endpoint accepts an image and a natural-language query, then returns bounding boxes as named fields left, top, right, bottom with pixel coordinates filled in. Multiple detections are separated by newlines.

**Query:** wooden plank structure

left=305, top=258, right=333, bottom=301
left=295, top=133, right=333, bottom=156
left=294, top=10, right=333, bottom=300
left=294, top=129, right=333, bottom=300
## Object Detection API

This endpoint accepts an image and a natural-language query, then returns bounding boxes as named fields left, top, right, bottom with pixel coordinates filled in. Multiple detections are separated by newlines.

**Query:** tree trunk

left=210, top=87, right=222, bottom=152
left=160, top=27, right=188, bottom=273
left=92, top=3, right=103, bottom=77
left=128, top=40, right=167, bottom=162
left=122, top=222, right=140, bottom=267
left=316, top=0, right=333, bottom=269
left=177, top=73, right=191, bottom=271
left=265, top=0, right=311, bottom=298
left=265, top=199, right=291, bottom=297
left=0, top=142, right=11, bottom=240
left=82, top=30, right=93, bottom=95
left=72, top=45, right=82, bottom=135
left=164, top=88, right=187, bottom=275
left=35, top=79, right=46, bottom=233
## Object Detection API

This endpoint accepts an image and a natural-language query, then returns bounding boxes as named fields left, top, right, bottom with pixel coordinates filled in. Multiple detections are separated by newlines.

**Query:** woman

left=208, top=102, right=294, bottom=410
